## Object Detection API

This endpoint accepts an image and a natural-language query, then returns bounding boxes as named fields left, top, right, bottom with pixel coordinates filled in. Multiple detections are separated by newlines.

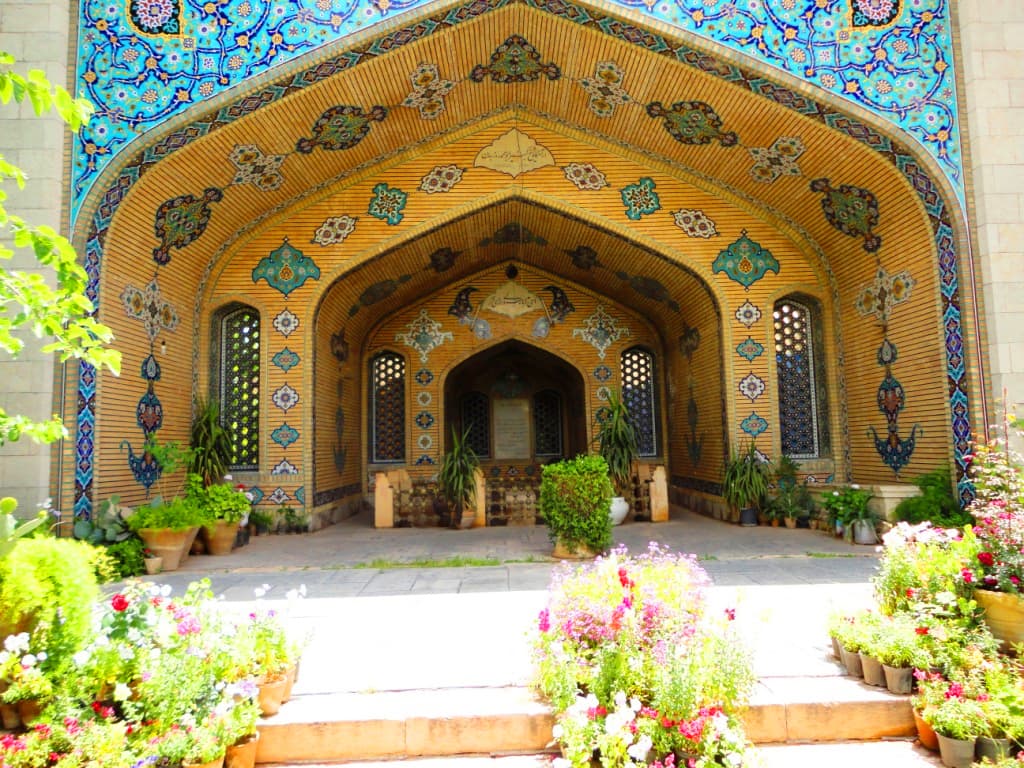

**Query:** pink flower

left=962, top=569, right=974, bottom=583
left=537, top=609, right=550, bottom=633
left=724, top=607, right=736, bottom=621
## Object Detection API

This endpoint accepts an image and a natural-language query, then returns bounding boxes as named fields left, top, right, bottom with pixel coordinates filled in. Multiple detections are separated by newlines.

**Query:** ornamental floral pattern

left=272, top=348, right=299, bottom=373
left=810, top=178, right=882, bottom=253
left=469, top=35, right=561, bottom=83
left=420, top=165, right=464, bottom=194
left=712, top=230, right=780, bottom=290
left=855, top=267, right=916, bottom=323
left=396, top=309, right=453, bottom=362
left=273, top=309, right=299, bottom=338
left=272, top=459, right=298, bottom=475
left=368, top=183, right=408, bottom=225
left=252, top=239, right=321, bottom=297
left=572, top=305, right=631, bottom=360
left=267, top=488, right=290, bottom=506
left=748, top=136, right=805, bottom=184
left=271, top=423, right=299, bottom=448
left=672, top=209, right=718, bottom=238
left=578, top=60, right=630, bottom=118
left=734, top=301, right=762, bottom=328
left=868, top=338, right=921, bottom=474
left=312, top=215, right=357, bottom=246
left=620, top=177, right=660, bottom=220
left=741, top=412, right=768, bottom=437
left=229, top=144, right=285, bottom=191
left=295, top=104, right=388, bottom=153
left=646, top=100, right=738, bottom=147
left=120, top=279, right=178, bottom=343
left=738, top=372, right=766, bottom=402
left=563, top=163, right=608, bottom=191
left=402, top=63, right=455, bottom=120
left=151, top=188, right=222, bottom=265
left=735, top=337, right=764, bottom=363
left=70, top=0, right=964, bottom=220
left=272, top=383, right=299, bottom=412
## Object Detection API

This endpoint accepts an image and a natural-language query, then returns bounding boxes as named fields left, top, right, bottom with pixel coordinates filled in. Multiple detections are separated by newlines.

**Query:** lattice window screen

left=533, top=390, right=562, bottom=458
left=774, top=300, right=818, bottom=457
left=220, top=307, right=259, bottom=470
left=620, top=347, right=659, bottom=457
left=460, top=391, right=491, bottom=458
left=371, top=352, right=406, bottom=463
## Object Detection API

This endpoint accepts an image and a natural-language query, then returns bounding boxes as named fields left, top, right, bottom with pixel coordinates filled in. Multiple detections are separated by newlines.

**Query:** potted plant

left=438, top=425, right=481, bottom=529
left=822, top=485, right=877, bottom=544
left=766, top=457, right=813, bottom=528
left=594, top=388, right=639, bottom=526
left=187, top=474, right=250, bottom=555
left=127, top=496, right=212, bottom=571
left=189, top=397, right=234, bottom=487
left=539, top=454, right=613, bottom=557
left=723, top=442, right=769, bottom=526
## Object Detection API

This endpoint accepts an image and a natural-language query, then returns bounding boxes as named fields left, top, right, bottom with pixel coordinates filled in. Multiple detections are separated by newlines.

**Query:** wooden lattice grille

left=220, top=306, right=260, bottom=470
left=371, top=352, right=406, bottom=463
left=621, top=347, right=659, bottom=457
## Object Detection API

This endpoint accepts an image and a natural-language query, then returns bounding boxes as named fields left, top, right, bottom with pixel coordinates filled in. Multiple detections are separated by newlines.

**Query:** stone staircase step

left=256, top=677, right=915, bottom=764
left=260, top=758, right=555, bottom=768
left=757, top=740, right=942, bottom=767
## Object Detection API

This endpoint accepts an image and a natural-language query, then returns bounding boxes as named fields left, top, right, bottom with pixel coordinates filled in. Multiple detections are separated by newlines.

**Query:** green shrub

left=127, top=497, right=212, bottom=532
left=105, top=537, right=145, bottom=578
left=186, top=473, right=250, bottom=524
left=894, top=466, right=970, bottom=527
left=0, top=537, right=99, bottom=668
left=539, top=454, right=613, bottom=553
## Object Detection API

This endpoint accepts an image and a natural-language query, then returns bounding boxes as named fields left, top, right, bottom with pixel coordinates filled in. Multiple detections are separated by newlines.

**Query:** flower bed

left=533, top=544, right=755, bottom=768
left=0, top=579, right=304, bottom=768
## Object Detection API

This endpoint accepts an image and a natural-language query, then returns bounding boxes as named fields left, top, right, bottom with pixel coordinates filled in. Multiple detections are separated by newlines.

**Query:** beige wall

left=959, top=1, right=1024, bottom=418
left=0, top=2, right=70, bottom=511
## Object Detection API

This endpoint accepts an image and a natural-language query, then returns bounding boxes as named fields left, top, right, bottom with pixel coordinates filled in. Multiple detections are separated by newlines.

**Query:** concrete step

left=255, top=676, right=915, bottom=764
left=260, top=741, right=942, bottom=768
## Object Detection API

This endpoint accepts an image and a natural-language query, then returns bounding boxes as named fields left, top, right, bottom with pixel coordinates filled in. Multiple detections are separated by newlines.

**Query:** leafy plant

left=72, top=495, right=132, bottom=544
left=722, top=443, right=769, bottom=513
left=539, top=454, right=613, bottom=553
left=249, top=508, right=273, bottom=533
left=0, top=497, right=46, bottom=558
left=438, top=425, right=480, bottom=528
left=594, top=388, right=639, bottom=500
left=894, top=466, right=970, bottom=527
left=0, top=55, right=120, bottom=448
left=104, top=537, right=145, bottom=579
left=188, top=397, right=234, bottom=486
left=186, top=473, right=250, bottom=524
left=822, top=485, right=875, bottom=525
left=127, top=496, right=211, bottom=532
left=144, top=437, right=195, bottom=502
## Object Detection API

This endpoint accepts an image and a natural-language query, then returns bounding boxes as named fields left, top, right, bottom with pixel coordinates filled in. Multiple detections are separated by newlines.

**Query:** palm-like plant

left=595, top=388, right=639, bottom=500
left=438, top=425, right=480, bottom=528
left=189, top=397, right=234, bottom=487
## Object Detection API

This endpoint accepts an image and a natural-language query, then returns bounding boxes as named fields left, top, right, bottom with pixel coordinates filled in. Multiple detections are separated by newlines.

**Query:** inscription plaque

left=493, top=398, right=531, bottom=459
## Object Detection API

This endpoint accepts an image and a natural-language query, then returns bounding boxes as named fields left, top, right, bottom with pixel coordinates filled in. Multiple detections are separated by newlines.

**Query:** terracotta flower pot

left=144, top=556, right=163, bottom=575
left=225, top=732, right=260, bottom=768
left=258, top=674, right=288, bottom=717
left=282, top=662, right=298, bottom=702
left=913, top=708, right=939, bottom=751
left=137, top=528, right=196, bottom=572
left=204, top=520, right=239, bottom=556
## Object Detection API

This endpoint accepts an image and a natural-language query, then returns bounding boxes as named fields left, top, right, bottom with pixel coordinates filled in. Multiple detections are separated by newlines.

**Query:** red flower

left=906, top=588, right=916, bottom=599
left=724, top=607, right=736, bottom=621
left=977, top=551, right=995, bottom=567
left=110, top=593, right=129, bottom=612
left=915, top=626, right=929, bottom=635
left=962, top=569, right=974, bottom=584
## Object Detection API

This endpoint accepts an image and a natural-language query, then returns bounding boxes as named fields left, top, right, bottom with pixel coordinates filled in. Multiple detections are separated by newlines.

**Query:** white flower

left=725, top=751, right=743, bottom=767
left=0, top=651, right=9, bottom=665
left=160, top=584, right=172, bottom=597
left=629, top=696, right=641, bottom=712
left=21, top=654, right=37, bottom=668
left=36, top=652, right=46, bottom=661
left=72, top=650, right=90, bottom=666
left=4, top=633, right=29, bottom=653
left=851, top=484, right=860, bottom=490
left=224, top=474, right=233, bottom=481
left=114, top=683, right=132, bottom=701
left=614, top=691, right=628, bottom=710
left=627, top=734, right=653, bottom=760
left=552, top=724, right=564, bottom=739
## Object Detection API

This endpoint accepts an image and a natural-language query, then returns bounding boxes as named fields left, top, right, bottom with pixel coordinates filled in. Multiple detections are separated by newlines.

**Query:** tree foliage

left=0, top=53, right=120, bottom=446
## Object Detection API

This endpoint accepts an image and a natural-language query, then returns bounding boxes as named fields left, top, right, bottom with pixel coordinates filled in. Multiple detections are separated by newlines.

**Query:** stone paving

left=136, top=510, right=882, bottom=696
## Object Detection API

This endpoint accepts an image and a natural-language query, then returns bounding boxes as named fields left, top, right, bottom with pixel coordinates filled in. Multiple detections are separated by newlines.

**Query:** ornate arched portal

left=62, top=0, right=980, bottom=525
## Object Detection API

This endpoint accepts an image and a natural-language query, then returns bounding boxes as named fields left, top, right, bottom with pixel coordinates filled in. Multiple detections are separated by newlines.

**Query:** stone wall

left=0, top=2, right=70, bottom=510
left=959, top=1, right=1024, bottom=418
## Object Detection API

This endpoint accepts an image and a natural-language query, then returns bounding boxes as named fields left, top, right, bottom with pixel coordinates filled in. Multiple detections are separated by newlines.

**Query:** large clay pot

left=974, top=589, right=1024, bottom=649
left=204, top=520, right=239, bottom=556
left=137, top=528, right=195, bottom=572
left=552, top=541, right=598, bottom=560
left=144, top=556, right=163, bottom=575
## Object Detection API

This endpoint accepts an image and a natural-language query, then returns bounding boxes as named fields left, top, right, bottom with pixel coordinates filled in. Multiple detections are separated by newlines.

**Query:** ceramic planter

left=974, top=589, right=1024, bottom=649
left=144, top=556, right=163, bottom=575
left=137, top=527, right=197, bottom=571
left=913, top=708, right=939, bottom=752
left=936, top=733, right=975, bottom=768
left=858, top=653, right=886, bottom=687
left=204, top=520, right=239, bottom=555
left=609, top=497, right=629, bottom=526
left=882, top=664, right=913, bottom=694
left=975, top=736, right=1013, bottom=762
left=225, top=732, right=260, bottom=768
left=258, top=674, right=288, bottom=717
